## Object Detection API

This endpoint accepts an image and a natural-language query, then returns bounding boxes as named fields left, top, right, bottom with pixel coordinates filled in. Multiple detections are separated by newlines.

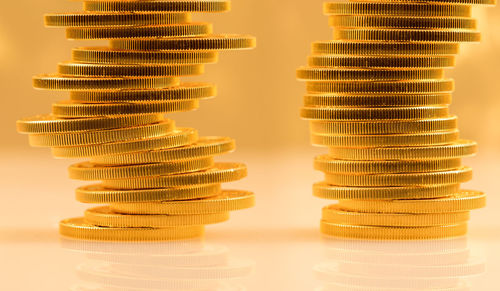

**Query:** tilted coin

left=28, top=120, right=175, bottom=147
left=308, top=55, right=456, bottom=68
left=301, top=106, right=449, bottom=121
left=297, top=67, right=444, bottom=81
left=84, top=0, right=231, bottom=12
left=70, top=83, right=216, bottom=102
left=313, top=182, right=460, bottom=200
left=58, top=62, right=204, bottom=77
left=60, top=217, right=204, bottom=241
left=314, top=155, right=462, bottom=174
left=110, top=190, right=255, bottom=215
left=85, top=206, right=230, bottom=227
left=338, top=190, right=486, bottom=214
left=111, top=34, right=256, bottom=51
left=45, top=12, right=190, bottom=27
left=66, top=23, right=213, bottom=40
left=333, top=29, right=481, bottom=43
left=324, top=167, right=472, bottom=186
left=311, top=41, right=459, bottom=55
left=322, top=205, right=470, bottom=227
left=327, top=139, right=477, bottom=160
left=72, top=47, right=219, bottom=64
left=309, top=117, right=457, bottom=135
left=16, top=114, right=164, bottom=134
left=52, top=100, right=199, bottom=117
left=69, top=157, right=214, bottom=181
left=323, top=2, right=471, bottom=17
left=311, top=130, right=459, bottom=147
left=306, top=79, right=454, bottom=94
left=328, top=15, right=477, bottom=30
left=102, top=162, right=247, bottom=189
left=76, top=183, right=222, bottom=204
left=355, top=0, right=496, bottom=5
left=52, top=128, right=198, bottom=158
left=33, top=74, right=179, bottom=90
left=91, top=136, right=235, bottom=165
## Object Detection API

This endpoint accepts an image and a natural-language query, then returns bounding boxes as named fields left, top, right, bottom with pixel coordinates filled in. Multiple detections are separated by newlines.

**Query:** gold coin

left=301, top=106, right=449, bottom=121
left=58, top=62, right=204, bottom=77
left=111, top=34, right=256, bottom=51
left=52, top=128, right=198, bottom=158
left=69, top=157, right=214, bottom=180
left=110, top=190, right=255, bottom=215
left=33, top=74, right=179, bottom=91
left=328, top=15, right=477, bottom=30
left=28, top=120, right=175, bottom=147
left=323, top=3, right=471, bottom=17
left=60, top=217, right=204, bottom=241
left=70, top=83, right=216, bottom=102
left=324, top=167, right=472, bottom=186
left=306, top=80, right=454, bottom=94
left=72, top=47, right=219, bottom=64
left=84, top=0, right=231, bottom=12
left=102, top=162, right=247, bottom=189
left=322, top=205, right=470, bottom=227
left=303, top=94, right=452, bottom=107
left=313, top=182, right=460, bottom=200
left=52, top=100, right=199, bottom=117
left=297, top=67, right=443, bottom=81
left=76, top=183, right=222, bottom=203
left=328, top=139, right=477, bottom=160
left=320, top=221, right=467, bottom=240
left=45, top=12, right=190, bottom=27
left=66, top=23, right=212, bottom=40
left=84, top=206, right=229, bottom=227
left=314, top=156, right=462, bottom=174
left=311, top=130, right=459, bottom=147
left=91, top=136, right=235, bottom=165
left=338, top=190, right=486, bottom=213
left=16, top=114, right=164, bottom=134
left=308, top=55, right=456, bottom=69
left=334, top=29, right=481, bottom=43
left=310, top=117, right=457, bottom=135
left=358, top=0, right=496, bottom=5
left=312, top=41, right=459, bottom=55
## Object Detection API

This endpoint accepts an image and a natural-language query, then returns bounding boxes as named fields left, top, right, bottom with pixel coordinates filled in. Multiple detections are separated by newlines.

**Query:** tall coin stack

left=17, top=0, right=256, bottom=241
left=298, top=0, right=494, bottom=239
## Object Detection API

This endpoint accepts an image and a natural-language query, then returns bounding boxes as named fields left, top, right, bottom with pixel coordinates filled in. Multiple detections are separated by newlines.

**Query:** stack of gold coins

left=16, top=0, right=256, bottom=241
left=298, top=0, right=494, bottom=239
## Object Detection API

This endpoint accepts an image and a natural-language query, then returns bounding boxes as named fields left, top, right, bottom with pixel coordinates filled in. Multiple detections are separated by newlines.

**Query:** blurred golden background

left=1, top=1, right=499, bottom=152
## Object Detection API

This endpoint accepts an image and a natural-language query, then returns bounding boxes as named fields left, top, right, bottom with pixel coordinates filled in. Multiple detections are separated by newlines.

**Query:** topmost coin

left=349, top=0, right=496, bottom=5
left=84, top=0, right=231, bottom=12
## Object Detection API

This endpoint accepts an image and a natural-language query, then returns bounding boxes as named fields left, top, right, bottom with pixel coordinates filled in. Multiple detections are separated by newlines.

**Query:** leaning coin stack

left=16, top=0, right=256, bottom=241
left=298, top=0, right=494, bottom=239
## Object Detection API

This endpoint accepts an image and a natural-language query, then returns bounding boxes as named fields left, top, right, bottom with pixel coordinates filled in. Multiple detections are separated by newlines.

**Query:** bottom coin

left=59, top=217, right=204, bottom=241
left=84, top=206, right=230, bottom=227
left=320, top=221, right=467, bottom=240
left=322, top=205, right=469, bottom=227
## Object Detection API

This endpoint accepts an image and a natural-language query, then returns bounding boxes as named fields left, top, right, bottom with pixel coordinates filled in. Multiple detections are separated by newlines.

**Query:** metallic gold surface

left=110, top=190, right=256, bottom=215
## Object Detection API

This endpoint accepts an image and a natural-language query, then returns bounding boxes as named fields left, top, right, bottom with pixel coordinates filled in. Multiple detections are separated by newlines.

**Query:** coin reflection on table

left=60, top=238, right=254, bottom=290
left=314, top=237, right=484, bottom=291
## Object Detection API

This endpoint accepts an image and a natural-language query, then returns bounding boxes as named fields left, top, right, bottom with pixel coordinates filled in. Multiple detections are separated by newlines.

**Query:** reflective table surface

left=1, top=149, right=499, bottom=290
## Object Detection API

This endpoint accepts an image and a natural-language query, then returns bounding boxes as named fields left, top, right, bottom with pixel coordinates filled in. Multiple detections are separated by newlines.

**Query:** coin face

left=297, top=0, right=490, bottom=240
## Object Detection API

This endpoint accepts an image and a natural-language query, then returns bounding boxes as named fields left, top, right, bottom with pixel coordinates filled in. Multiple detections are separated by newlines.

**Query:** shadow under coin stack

left=16, top=0, right=256, bottom=241
left=298, top=0, right=494, bottom=239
